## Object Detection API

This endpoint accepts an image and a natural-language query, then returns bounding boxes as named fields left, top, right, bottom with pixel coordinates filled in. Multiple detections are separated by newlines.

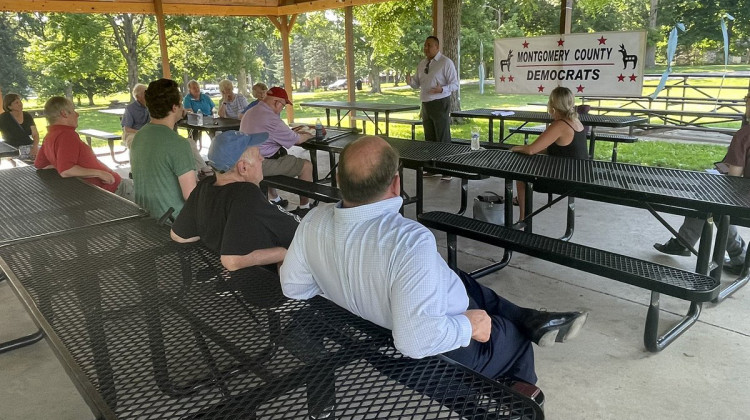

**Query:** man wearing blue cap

left=171, top=130, right=300, bottom=272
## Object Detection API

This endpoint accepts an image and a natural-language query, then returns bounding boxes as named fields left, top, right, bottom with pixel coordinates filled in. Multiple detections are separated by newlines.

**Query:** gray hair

left=132, top=83, right=147, bottom=98
left=219, top=79, right=234, bottom=93
left=44, top=96, right=74, bottom=125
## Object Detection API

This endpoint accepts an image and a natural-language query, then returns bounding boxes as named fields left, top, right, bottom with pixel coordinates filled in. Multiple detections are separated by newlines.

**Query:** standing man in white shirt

left=409, top=36, right=459, bottom=144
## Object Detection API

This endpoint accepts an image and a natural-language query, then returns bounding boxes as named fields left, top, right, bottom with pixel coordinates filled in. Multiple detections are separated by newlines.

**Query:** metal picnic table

left=433, top=149, right=750, bottom=302
left=300, top=101, right=420, bottom=137
left=0, top=212, right=543, bottom=419
left=303, top=134, right=476, bottom=214
left=0, top=141, right=19, bottom=158
left=451, top=109, right=646, bottom=158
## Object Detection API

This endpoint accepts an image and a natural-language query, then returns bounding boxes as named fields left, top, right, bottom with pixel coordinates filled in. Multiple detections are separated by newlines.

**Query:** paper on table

left=491, top=110, right=515, bottom=116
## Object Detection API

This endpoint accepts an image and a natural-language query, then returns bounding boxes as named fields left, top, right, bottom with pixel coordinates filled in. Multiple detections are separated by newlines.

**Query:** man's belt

left=267, top=148, right=288, bottom=160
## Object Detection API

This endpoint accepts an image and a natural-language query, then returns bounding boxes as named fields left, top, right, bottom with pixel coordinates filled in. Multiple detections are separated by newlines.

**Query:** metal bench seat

left=418, top=210, right=720, bottom=352
left=261, top=175, right=342, bottom=204
left=79, top=128, right=128, bottom=164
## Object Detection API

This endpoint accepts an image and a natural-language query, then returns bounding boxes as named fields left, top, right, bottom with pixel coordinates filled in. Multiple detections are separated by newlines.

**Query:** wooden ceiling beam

left=0, top=0, right=393, bottom=16
left=277, top=0, right=390, bottom=14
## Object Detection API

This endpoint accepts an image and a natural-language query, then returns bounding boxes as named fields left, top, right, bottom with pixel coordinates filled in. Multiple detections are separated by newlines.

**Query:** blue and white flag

left=651, top=23, right=685, bottom=99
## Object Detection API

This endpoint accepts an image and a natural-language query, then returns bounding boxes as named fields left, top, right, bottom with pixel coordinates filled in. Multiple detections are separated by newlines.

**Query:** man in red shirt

left=34, top=96, right=133, bottom=201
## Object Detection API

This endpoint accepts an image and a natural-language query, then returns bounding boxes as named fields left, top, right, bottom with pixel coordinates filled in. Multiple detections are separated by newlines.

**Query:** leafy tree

left=25, top=13, right=122, bottom=105
left=354, top=1, right=430, bottom=93
left=0, top=13, right=30, bottom=96
left=106, top=14, right=158, bottom=95
left=296, top=13, right=345, bottom=87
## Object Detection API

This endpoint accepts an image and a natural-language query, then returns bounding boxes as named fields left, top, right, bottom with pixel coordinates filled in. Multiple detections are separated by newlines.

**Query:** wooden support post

left=559, top=0, right=573, bottom=34
left=154, top=0, right=171, bottom=79
left=345, top=6, right=355, bottom=127
left=268, top=14, right=297, bottom=123
left=432, top=0, right=443, bottom=42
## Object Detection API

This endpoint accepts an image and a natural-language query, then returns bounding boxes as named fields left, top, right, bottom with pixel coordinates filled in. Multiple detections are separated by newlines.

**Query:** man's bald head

left=338, top=136, right=400, bottom=205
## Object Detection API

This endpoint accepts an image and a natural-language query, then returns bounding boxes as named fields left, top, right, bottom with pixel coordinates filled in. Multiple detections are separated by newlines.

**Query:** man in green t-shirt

left=131, top=78, right=197, bottom=220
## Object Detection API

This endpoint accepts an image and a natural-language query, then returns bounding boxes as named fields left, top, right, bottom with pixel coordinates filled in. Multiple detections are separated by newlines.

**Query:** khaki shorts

left=262, top=154, right=306, bottom=177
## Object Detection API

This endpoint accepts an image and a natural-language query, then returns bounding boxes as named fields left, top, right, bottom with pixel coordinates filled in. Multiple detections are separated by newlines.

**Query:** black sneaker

left=271, top=198, right=289, bottom=208
left=653, top=238, right=690, bottom=256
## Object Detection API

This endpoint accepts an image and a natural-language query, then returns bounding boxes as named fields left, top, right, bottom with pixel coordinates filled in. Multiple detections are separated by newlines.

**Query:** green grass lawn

left=24, top=73, right=747, bottom=171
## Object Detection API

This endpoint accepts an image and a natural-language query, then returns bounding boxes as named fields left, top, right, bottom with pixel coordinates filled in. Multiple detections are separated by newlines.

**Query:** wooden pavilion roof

left=0, top=0, right=389, bottom=16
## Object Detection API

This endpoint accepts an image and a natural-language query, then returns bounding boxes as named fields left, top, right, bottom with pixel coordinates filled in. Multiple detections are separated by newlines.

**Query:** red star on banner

left=557, top=38, right=565, bottom=47
left=500, top=75, right=506, bottom=82
left=598, top=36, right=607, bottom=45
left=522, top=40, right=529, bottom=49
left=617, top=74, right=625, bottom=82
left=629, top=74, right=637, bottom=82
left=537, top=85, right=545, bottom=92
left=508, top=75, right=514, bottom=82
left=576, top=85, right=585, bottom=93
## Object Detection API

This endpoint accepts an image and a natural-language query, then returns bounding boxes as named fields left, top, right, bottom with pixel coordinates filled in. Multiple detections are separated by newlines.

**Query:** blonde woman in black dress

left=511, top=87, right=588, bottom=223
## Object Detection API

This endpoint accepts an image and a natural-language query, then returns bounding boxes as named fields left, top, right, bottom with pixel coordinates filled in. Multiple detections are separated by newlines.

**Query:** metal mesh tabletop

left=451, top=109, right=646, bottom=127
left=306, top=135, right=471, bottom=165
left=0, top=219, right=541, bottom=420
left=177, top=117, right=241, bottom=131
left=0, top=167, right=146, bottom=245
left=300, top=101, right=420, bottom=113
left=435, top=150, right=750, bottom=219
left=0, top=141, right=19, bottom=158
left=385, top=138, right=472, bottom=166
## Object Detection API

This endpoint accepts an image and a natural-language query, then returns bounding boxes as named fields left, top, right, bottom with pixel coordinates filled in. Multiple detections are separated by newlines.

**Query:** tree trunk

left=443, top=0, right=462, bottom=115
left=65, top=84, right=73, bottom=101
left=369, top=66, right=382, bottom=93
left=107, top=14, right=145, bottom=94
left=368, top=51, right=381, bottom=93
left=645, top=0, right=658, bottom=67
left=393, top=71, right=400, bottom=87
left=238, top=68, right=248, bottom=96
left=87, top=92, right=95, bottom=106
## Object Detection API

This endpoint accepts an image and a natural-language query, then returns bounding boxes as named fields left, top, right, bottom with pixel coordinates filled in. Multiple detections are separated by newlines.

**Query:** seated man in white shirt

left=280, top=135, right=588, bottom=393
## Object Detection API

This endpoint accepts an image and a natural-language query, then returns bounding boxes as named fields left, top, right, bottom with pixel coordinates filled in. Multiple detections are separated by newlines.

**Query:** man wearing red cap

left=240, top=86, right=314, bottom=217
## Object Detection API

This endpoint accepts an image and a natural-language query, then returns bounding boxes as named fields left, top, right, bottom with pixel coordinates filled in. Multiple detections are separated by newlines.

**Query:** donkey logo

left=618, top=44, right=638, bottom=69
left=499, top=50, right=513, bottom=72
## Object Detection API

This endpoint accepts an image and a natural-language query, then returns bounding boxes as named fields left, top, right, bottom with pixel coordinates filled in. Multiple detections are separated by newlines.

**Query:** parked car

left=327, top=79, right=347, bottom=91
left=204, top=84, right=220, bottom=96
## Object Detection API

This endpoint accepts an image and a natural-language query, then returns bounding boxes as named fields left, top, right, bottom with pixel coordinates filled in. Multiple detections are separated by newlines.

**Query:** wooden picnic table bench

left=418, top=211, right=720, bottom=352
left=79, top=128, right=129, bottom=164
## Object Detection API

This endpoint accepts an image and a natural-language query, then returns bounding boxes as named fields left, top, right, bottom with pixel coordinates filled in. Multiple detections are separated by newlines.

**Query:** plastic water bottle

left=211, top=107, right=218, bottom=122
left=315, top=118, right=324, bottom=140
left=196, top=110, right=204, bottom=126
left=471, top=126, right=481, bottom=151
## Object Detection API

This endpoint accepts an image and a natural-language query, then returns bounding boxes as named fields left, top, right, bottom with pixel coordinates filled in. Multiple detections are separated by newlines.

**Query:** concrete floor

left=1, top=143, right=749, bottom=419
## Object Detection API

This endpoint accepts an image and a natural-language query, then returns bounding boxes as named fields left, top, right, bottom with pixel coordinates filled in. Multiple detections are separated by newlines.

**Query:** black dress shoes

left=521, top=311, right=588, bottom=347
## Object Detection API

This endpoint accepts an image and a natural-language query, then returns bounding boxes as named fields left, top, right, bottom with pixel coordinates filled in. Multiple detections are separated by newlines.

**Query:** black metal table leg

left=0, top=329, right=45, bottom=354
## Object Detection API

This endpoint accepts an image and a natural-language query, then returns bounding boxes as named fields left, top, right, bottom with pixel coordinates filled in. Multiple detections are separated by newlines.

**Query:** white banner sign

left=494, top=31, right=646, bottom=96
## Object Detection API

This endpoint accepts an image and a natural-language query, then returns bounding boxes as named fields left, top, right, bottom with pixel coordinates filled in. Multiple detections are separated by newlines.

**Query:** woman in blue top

left=511, top=87, right=588, bottom=222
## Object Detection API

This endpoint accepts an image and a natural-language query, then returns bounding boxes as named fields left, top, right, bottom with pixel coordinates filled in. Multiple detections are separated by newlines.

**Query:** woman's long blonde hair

left=547, top=87, right=578, bottom=120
